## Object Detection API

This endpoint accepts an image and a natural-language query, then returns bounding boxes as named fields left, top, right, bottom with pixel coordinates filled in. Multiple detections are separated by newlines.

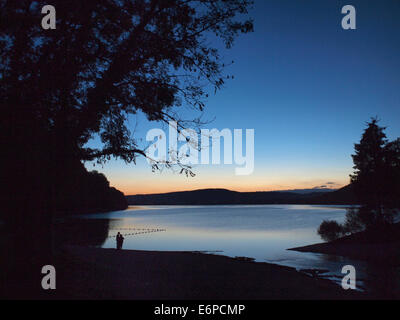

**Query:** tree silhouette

left=1, top=0, right=253, bottom=219
left=318, top=119, right=400, bottom=241
left=1, top=0, right=253, bottom=165
left=0, top=0, right=253, bottom=297
left=350, top=119, right=387, bottom=212
left=350, top=118, right=400, bottom=227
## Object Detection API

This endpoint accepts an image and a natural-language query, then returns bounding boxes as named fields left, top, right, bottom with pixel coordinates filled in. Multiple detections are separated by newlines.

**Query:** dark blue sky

left=87, top=0, right=400, bottom=194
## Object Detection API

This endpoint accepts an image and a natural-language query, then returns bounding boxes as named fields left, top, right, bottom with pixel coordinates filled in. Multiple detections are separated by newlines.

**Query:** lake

left=77, top=204, right=382, bottom=289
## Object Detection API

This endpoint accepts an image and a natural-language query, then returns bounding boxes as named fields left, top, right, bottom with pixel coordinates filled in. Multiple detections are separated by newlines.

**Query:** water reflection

left=72, top=205, right=398, bottom=295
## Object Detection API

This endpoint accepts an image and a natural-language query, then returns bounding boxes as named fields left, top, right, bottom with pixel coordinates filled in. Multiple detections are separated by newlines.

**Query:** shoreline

left=54, top=245, right=364, bottom=300
left=289, top=239, right=400, bottom=265
left=289, top=223, right=400, bottom=265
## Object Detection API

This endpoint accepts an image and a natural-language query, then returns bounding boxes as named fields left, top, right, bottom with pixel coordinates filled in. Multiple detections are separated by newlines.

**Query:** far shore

left=52, top=245, right=365, bottom=300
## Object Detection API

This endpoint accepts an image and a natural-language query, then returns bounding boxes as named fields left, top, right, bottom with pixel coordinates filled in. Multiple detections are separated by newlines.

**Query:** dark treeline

left=127, top=186, right=356, bottom=205
left=54, top=161, right=127, bottom=215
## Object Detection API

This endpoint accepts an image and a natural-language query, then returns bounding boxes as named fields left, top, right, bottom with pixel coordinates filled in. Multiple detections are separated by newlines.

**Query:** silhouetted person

left=116, top=232, right=121, bottom=250
left=116, top=232, right=124, bottom=250
left=119, top=234, right=125, bottom=249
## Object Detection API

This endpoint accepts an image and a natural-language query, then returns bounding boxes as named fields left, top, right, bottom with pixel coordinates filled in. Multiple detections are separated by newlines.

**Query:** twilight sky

left=85, top=0, right=400, bottom=195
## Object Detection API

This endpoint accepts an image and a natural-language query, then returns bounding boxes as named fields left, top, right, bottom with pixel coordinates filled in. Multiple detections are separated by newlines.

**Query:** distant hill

left=126, top=185, right=357, bottom=205
left=276, top=188, right=337, bottom=194
left=305, top=185, right=357, bottom=204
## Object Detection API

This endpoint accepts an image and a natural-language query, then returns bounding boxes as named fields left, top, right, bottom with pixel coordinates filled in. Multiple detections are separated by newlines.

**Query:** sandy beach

left=54, top=246, right=363, bottom=300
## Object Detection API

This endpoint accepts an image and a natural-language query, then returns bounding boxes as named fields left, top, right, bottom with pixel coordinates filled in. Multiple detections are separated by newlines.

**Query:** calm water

left=78, top=204, right=379, bottom=288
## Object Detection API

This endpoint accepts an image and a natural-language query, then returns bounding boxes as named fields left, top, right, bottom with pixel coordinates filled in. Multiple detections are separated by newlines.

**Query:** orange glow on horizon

left=94, top=159, right=351, bottom=196
left=119, top=186, right=343, bottom=196
left=114, top=181, right=346, bottom=196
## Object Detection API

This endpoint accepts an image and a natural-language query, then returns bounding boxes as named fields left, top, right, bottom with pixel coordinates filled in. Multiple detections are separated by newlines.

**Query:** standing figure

left=116, top=232, right=123, bottom=250
left=119, top=234, right=125, bottom=249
